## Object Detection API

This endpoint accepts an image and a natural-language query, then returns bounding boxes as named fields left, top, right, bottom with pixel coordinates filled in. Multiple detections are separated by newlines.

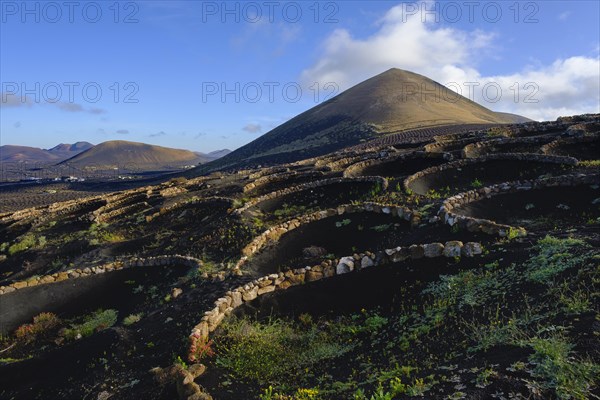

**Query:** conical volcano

left=194, top=68, right=531, bottom=172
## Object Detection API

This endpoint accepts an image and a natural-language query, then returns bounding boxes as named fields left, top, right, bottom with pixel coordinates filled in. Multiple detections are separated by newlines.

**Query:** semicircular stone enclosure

left=244, top=210, right=486, bottom=276
left=241, top=178, right=387, bottom=222
left=0, top=263, right=191, bottom=335
left=462, top=135, right=558, bottom=158
left=199, top=253, right=490, bottom=399
left=344, top=152, right=448, bottom=179
left=450, top=178, right=600, bottom=231
left=542, top=135, right=600, bottom=161
left=405, top=154, right=577, bottom=196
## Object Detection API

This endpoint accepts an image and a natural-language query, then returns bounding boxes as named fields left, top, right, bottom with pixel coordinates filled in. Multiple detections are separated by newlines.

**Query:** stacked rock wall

left=437, top=173, right=599, bottom=236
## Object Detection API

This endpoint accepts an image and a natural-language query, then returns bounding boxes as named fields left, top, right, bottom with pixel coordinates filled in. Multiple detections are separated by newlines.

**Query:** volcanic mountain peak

left=193, top=68, right=531, bottom=172
left=61, top=140, right=207, bottom=170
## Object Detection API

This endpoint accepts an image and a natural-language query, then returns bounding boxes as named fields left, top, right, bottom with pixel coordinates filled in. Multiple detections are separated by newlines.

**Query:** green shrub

left=525, top=236, right=588, bottom=284
left=370, top=224, right=391, bottom=232
left=335, top=218, right=351, bottom=228
left=62, top=309, right=118, bottom=340
left=470, top=178, right=483, bottom=188
left=8, top=234, right=44, bottom=255
left=14, top=312, right=60, bottom=343
left=527, top=335, right=599, bottom=399
left=216, top=317, right=352, bottom=384
left=123, top=313, right=143, bottom=326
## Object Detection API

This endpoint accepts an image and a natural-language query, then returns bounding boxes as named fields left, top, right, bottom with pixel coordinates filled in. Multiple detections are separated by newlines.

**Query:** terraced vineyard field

left=0, top=115, right=598, bottom=400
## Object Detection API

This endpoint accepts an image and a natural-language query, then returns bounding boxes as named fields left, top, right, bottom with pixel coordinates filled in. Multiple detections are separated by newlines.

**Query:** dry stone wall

left=188, top=239, right=484, bottom=361
left=243, top=170, right=324, bottom=193
left=541, top=134, right=600, bottom=156
left=437, top=173, right=599, bottom=236
left=235, top=201, right=421, bottom=270
left=0, top=255, right=205, bottom=296
left=343, top=151, right=449, bottom=178
left=248, top=166, right=290, bottom=180
left=424, top=137, right=483, bottom=153
left=403, top=153, right=579, bottom=194
left=0, top=195, right=106, bottom=227
left=145, top=196, right=233, bottom=222
left=234, top=176, right=389, bottom=215
left=462, top=136, right=558, bottom=158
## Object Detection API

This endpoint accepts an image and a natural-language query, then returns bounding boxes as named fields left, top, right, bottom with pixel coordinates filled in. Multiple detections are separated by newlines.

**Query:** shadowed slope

left=190, top=68, right=531, bottom=173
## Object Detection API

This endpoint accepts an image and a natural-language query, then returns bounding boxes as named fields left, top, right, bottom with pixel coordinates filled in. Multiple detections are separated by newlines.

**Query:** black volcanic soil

left=248, top=181, right=380, bottom=221
left=0, top=264, right=191, bottom=335
left=356, top=155, right=447, bottom=178
left=455, top=184, right=600, bottom=230
left=249, top=173, right=324, bottom=197
left=0, top=115, right=598, bottom=400
left=247, top=214, right=487, bottom=275
left=408, top=159, right=574, bottom=196
left=547, top=139, right=600, bottom=160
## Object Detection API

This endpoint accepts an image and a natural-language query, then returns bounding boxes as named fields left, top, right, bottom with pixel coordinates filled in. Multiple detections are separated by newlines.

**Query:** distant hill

left=205, top=149, right=232, bottom=159
left=494, top=112, right=534, bottom=123
left=60, top=140, right=209, bottom=170
left=193, top=68, right=531, bottom=172
left=0, top=142, right=93, bottom=163
left=48, top=142, right=94, bottom=154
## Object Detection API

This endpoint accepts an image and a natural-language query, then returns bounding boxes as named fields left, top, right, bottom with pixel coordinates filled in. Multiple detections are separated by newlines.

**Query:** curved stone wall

left=188, top=239, right=484, bottom=361
left=424, top=136, right=483, bottom=153
left=234, top=176, right=389, bottom=215
left=322, top=150, right=389, bottom=172
left=243, top=170, right=324, bottom=193
left=248, top=166, right=290, bottom=180
left=0, top=195, right=106, bottom=228
left=403, top=153, right=578, bottom=194
left=437, top=173, right=599, bottom=236
left=234, top=202, right=420, bottom=270
left=145, top=196, right=233, bottom=222
left=541, top=134, right=600, bottom=157
left=0, top=255, right=203, bottom=296
left=343, top=151, right=450, bottom=178
left=462, top=135, right=558, bottom=158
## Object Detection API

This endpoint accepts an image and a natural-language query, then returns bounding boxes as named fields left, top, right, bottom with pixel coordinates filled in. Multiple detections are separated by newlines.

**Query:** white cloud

left=301, top=3, right=600, bottom=121
left=243, top=123, right=262, bottom=133
left=558, top=11, right=571, bottom=21
left=1, top=93, right=107, bottom=114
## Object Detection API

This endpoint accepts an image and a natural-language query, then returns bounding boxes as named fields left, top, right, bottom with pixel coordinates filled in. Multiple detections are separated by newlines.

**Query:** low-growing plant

left=189, top=336, right=215, bottom=362
left=370, top=224, right=391, bottom=232
left=8, top=234, right=44, bottom=256
left=527, top=334, right=599, bottom=399
left=470, top=178, right=483, bottom=188
left=62, top=309, right=118, bottom=340
left=524, top=236, right=588, bottom=284
left=216, top=317, right=353, bottom=384
left=274, top=204, right=308, bottom=219
left=14, top=312, right=60, bottom=343
left=123, top=313, right=143, bottom=326
left=335, top=219, right=352, bottom=228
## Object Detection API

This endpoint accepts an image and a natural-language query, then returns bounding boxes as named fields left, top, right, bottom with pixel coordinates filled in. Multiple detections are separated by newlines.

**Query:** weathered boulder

left=336, top=256, right=355, bottom=274
left=361, top=256, right=375, bottom=269
left=423, top=243, right=444, bottom=258
left=462, top=242, right=483, bottom=257
left=409, top=245, right=425, bottom=259
left=443, top=241, right=463, bottom=257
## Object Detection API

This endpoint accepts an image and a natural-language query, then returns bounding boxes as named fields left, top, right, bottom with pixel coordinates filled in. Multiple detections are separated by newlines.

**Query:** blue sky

left=1, top=1, right=599, bottom=152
